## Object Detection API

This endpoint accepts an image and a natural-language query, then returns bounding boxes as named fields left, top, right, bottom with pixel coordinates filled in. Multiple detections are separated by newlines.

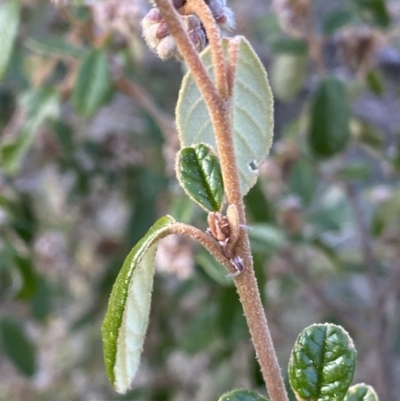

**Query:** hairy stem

left=153, top=1, right=289, bottom=400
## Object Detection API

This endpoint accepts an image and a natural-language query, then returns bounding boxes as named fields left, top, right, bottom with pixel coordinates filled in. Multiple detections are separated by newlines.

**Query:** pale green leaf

left=271, top=54, right=308, bottom=102
left=218, top=388, right=269, bottom=401
left=177, top=36, right=274, bottom=196
left=344, top=383, right=379, bottom=401
left=101, top=216, right=175, bottom=394
left=0, top=0, right=21, bottom=80
left=25, top=37, right=86, bottom=59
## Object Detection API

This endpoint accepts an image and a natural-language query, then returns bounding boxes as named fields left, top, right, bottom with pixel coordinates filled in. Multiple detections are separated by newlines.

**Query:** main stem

left=152, top=2, right=288, bottom=400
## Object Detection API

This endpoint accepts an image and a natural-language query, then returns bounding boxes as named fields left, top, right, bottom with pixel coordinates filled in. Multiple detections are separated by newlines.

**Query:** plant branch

left=185, top=0, right=229, bottom=99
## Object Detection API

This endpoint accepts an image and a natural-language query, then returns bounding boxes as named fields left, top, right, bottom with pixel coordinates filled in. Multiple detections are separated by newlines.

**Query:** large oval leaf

left=218, top=389, right=269, bottom=401
left=0, top=0, right=21, bottom=81
left=344, top=384, right=379, bottom=401
left=308, top=77, right=351, bottom=158
left=177, top=36, right=274, bottom=196
left=72, top=48, right=112, bottom=118
left=289, top=323, right=356, bottom=401
left=177, top=143, right=224, bottom=212
left=102, top=215, right=175, bottom=394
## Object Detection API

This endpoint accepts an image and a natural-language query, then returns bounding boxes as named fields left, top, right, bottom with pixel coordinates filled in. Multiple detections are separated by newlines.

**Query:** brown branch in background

left=345, top=183, right=390, bottom=401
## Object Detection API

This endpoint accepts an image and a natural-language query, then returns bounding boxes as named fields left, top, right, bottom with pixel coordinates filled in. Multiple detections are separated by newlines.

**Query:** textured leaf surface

left=177, top=36, right=274, bottom=195
left=72, top=48, right=112, bottom=117
left=0, top=0, right=21, bottom=80
left=289, top=323, right=356, bottom=401
left=344, top=384, right=379, bottom=401
left=218, top=388, right=269, bottom=401
left=0, top=317, right=36, bottom=376
left=177, top=143, right=224, bottom=212
left=102, top=216, right=175, bottom=394
left=309, top=77, right=350, bottom=158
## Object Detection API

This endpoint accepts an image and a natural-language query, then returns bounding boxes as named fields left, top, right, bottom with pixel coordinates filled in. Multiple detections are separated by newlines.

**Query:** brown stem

left=185, top=0, right=229, bottom=99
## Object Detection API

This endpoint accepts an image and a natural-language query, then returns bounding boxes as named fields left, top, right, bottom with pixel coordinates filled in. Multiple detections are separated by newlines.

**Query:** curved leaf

left=308, top=77, right=350, bottom=158
left=218, top=389, right=269, bottom=401
left=177, top=143, right=224, bottom=212
left=101, top=215, right=175, bottom=394
left=0, top=317, right=36, bottom=376
left=177, top=36, right=274, bottom=196
left=289, top=323, right=356, bottom=401
left=344, top=384, right=379, bottom=401
left=72, top=48, right=112, bottom=117
left=0, top=0, right=21, bottom=80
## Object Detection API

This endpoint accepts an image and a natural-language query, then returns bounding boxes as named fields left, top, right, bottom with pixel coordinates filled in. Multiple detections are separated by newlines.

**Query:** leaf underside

left=101, top=215, right=175, bottom=394
left=289, top=323, right=356, bottom=401
left=218, top=388, right=270, bottom=401
left=177, top=143, right=224, bottom=212
left=176, top=36, right=274, bottom=196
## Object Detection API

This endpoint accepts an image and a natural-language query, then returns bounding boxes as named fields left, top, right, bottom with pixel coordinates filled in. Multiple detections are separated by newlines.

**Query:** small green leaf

left=218, top=388, right=269, bottom=401
left=337, top=162, right=371, bottom=181
left=288, top=159, right=317, bottom=205
left=344, top=383, right=379, bottom=401
left=322, top=10, right=354, bottom=36
left=25, top=37, right=86, bottom=59
left=270, top=38, right=308, bottom=55
left=271, top=54, right=308, bottom=102
left=289, top=323, right=356, bottom=401
left=308, top=77, right=351, bottom=158
left=0, top=0, right=21, bottom=80
left=177, top=36, right=274, bottom=196
left=177, top=143, right=224, bottom=212
left=72, top=48, right=112, bottom=117
left=101, top=215, right=175, bottom=394
left=0, top=317, right=36, bottom=377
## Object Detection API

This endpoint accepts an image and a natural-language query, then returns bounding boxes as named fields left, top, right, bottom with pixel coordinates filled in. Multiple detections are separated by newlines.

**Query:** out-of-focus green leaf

left=0, top=87, right=59, bottom=173
left=351, top=0, right=390, bottom=28
left=288, top=323, right=356, bottom=401
left=308, top=77, right=351, bottom=158
left=0, top=317, right=36, bottom=377
left=271, top=54, right=308, bottom=102
left=25, top=37, right=86, bottom=59
left=0, top=0, right=21, bottom=80
left=352, top=119, right=384, bottom=149
left=177, top=36, right=274, bottom=196
left=177, top=144, right=224, bottom=212
left=322, top=9, right=354, bottom=36
left=196, top=248, right=233, bottom=287
left=218, top=389, right=269, bottom=401
left=30, top=275, right=53, bottom=321
left=101, top=215, right=175, bottom=394
left=337, top=162, right=371, bottom=181
left=249, top=224, right=285, bottom=254
left=270, top=38, right=308, bottom=55
left=168, top=195, right=195, bottom=225
left=72, top=48, right=112, bottom=118
left=245, top=182, right=273, bottom=223
left=366, top=70, right=384, bottom=96
left=288, top=159, right=317, bottom=205
left=344, top=383, right=379, bottom=401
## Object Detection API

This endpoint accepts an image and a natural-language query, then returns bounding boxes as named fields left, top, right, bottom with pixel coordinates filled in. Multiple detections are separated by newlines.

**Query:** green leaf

left=196, top=248, right=233, bottom=287
left=25, top=37, right=86, bottom=59
left=0, top=87, right=59, bottom=173
left=351, top=0, right=390, bottom=28
left=337, top=162, right=371, bottom=181
left=344, top=383, right=379, bottom=401
left=288, top=159, right=318, bottom=205
left=177, top=143, right=224, bottom=212
left=271, top=54, right=308, bottom=102
left=0, top=0, right=21, bottom=80
left=270, top=38, right=308, bottom=55
left=72, top=48, right=112, bottom=118
left=0, top=317, right=36, bottom=377
left=177, top=36, right=274, bottom=196
left=289, top=323, right=356, bottom=401
left=308, top=77, right=351, bottom=158
left=218, top=388, right=269, bottom=401
left=101, top=215, right=175, bottom=394
left=322, top=10, right=354, bottom=36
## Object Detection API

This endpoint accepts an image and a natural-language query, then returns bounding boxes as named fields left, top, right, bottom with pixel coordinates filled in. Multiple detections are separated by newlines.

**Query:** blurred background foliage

left=0, top=0, right=400, bottom=400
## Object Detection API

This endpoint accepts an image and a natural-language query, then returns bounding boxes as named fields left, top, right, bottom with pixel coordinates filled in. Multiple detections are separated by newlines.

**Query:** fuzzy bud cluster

left=272, top=0, right=311, bottom=39
left=142, top=0, right=235, bottom=60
